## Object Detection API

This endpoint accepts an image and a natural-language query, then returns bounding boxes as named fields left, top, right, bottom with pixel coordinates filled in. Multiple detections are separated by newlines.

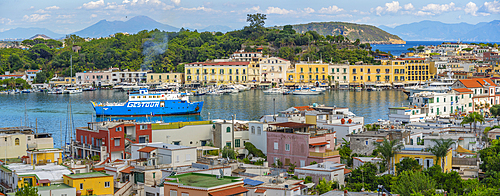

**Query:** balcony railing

left=309, top=150, right=339, bottom=158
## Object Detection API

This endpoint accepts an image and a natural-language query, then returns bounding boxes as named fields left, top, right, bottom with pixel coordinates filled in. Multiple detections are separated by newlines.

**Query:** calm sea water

left=0, top=90, right=409, bottom=148
left=371, top=41, right=500, bottom=56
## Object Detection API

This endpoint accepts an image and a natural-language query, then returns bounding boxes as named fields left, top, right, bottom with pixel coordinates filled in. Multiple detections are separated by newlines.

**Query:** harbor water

left=0, top=89, right=409, bottom=147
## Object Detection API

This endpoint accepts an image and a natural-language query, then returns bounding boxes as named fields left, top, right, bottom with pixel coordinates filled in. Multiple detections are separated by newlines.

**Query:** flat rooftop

left=133, top=142, right=195, bottom=150
left=297, top=162, right=345, bottom=171
left=65, top=172, right=111, bottom=179
left=37, top=184, right=74, bottom=191
left=165, top=173, right=241, bottom=188
left=3, top=163, right=71, bottom=181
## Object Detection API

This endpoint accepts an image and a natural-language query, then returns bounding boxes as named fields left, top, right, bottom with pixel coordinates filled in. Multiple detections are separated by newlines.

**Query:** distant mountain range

left=276, top=22, right=405, bottom=44
left=379, top=20, right=500, bottom=42
left=0, top=16, right=234, bottom=40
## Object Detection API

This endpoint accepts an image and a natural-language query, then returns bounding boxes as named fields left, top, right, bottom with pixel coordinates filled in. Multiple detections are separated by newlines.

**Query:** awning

left=120, top=166, right=134, bottom=174
left=319, top=83, right=328, bottom=86
left=255, top=189, right=266, bottom=193
left=376, top=139, right=384, bottom=142
left=393, top=83, right=404, bottom=86
left=137, top=146, right=156, bottom=153
left=350, top=83, right=359, bottom=86
left=456, top=145, right=474, bottom=154
left=38, top=179, right=50, bottom=184
left=259, top=83, right=272, bottom=86
left=209, top=186, right=248, bottom=196
left=309, top=142, right=328, bottom=146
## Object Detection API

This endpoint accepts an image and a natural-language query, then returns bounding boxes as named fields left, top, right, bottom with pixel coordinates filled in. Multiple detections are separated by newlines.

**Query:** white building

left=248, top=121, right=269, bottom=155
left=259, top=57, right=290, bottom=84
left=328, top=64, right=350, bottom=88
left=131, top=142, right=197, bottom=167
left=25, top=69, right=42, bottom=82
left=388, top=107, right=426, bottom=123
left=151, top=122, right=213, bottom=146
left=352, top=157, right=383, bottom=170
left=294, top=161, right=346, bottom=185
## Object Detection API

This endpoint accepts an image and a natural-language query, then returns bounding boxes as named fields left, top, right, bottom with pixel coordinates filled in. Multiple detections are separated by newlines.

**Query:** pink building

left=76, top=71, right=112, bottom=86
left=266, top=122, right=340, bottom=169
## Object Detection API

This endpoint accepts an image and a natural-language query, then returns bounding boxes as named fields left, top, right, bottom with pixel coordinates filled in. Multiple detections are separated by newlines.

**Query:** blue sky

left=1, top=0, right=499, bottom=34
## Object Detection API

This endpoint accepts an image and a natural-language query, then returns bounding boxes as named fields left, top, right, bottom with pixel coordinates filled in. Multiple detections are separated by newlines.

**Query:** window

left=115, top=138, right=120, bottom=147
left=140, top=125, right=147, bottom=130
left=226, top=142, right=231, bottom=147
left=285, top=144, right=290, bottom=151
left=105, top=181, right=110, bottom=188
left=176, top=155, right=180, bottom=162
left=181, top=193, right=189, bottom=196
left=235, top=139, right=240, bottom=147
left=15, top=138, right=19, bottom=146
left=274, top=142, right=279, bottom=150
left=116, top=127, right=122, bottom=132
left=80, top=183, right=83, bottom=190
left=251, top=126, right=255, bottom=134
left=170, top=190, right=177, bottom=196
left=300, top=160, right=305, bottom=167
left=257, top=127, right=261, bottom=135
left=365, top=141, right=368, bottom=145
left=226, top=127, right=231, bottom=133
left=186, top=154, right=191, bottom=161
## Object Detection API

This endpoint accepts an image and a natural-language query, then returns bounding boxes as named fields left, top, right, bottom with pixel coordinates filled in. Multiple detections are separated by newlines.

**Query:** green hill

left=275, top=22, right=405, bottom=44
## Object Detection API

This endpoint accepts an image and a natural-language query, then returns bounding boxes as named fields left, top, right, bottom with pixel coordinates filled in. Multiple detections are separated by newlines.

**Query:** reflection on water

left=0, top=89, right=408, bottom=147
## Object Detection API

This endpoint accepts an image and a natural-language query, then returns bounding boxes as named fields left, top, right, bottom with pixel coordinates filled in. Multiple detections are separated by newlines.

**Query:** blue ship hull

left=92, top=100, right=204, bottom=116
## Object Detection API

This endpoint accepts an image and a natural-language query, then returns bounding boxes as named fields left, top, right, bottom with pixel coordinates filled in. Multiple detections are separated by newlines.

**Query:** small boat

left=355, top=87, right=362, bottom=91
left=83, top=86, right=96, bottom=91
left=21, top=89, right=31, bottom=93
left=263, top=88, right=285, bottom=94
left=292, top=90, right=321, bottom=95
left=64, top=87, right=83, bottom=94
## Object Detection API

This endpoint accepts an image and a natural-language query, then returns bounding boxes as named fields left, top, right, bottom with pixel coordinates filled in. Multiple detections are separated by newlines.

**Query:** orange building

left=163, top=173, right=248, bottom=196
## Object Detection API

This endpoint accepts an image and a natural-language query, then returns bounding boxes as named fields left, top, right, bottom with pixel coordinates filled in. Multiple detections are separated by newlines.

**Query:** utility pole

left=231, top=114, right=235, bottom=149
left=273, top=98, right=276, bottom=122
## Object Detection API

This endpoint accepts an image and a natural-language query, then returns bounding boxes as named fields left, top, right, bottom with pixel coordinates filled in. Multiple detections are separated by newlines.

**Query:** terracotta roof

left=26, top=70, right=41, bottom=72
left=255, top=189, right=266, bottom=193
left=458, top=78, right=497, bottom=88
left=294, top=106, right=314, bottom=111
left=453, top=88, right=473, bottom=93
left=210, top=186, right=248, bottom=196
left=0, top=75, right=24, bottom=77
left=137, top=146, right=156, bottom=153
left=376, top=139, right=384, bottom=142
left=203, top=62, right=250, bottom=66
left=309, top=142, right=329, bottom=146
left=93, top=167, right=105, bottom=171
left=397, top=58, right=426, bottom=60
left=271, top=122, right=315, bottom=128
left=344, top=169, right=352, bottom=174
left=120, top=166, right=134, bottom=174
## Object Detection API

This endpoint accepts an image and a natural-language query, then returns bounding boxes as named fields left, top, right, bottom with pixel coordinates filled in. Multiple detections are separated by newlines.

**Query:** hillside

left=379, top=20, right=500, bottom=41
left=275, top=22, right=405, bottom=44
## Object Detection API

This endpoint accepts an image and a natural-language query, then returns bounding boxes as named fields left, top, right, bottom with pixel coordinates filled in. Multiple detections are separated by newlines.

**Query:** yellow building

left=381, top=58, right=431, bottom=84
left=349, top=64, right=395, bottom=87
left=147, top=73, right=184, bottom=84
left=49, top=77, right=77, bottom=86
left=291, top=63, right=329, bottom=84
left=26, top=148, right=63, bottom=165
left=394, top=146, right=453, bottom=172
left=184, top=61, right=249, bottom=85
left=63, top=172, right=114, bottom=196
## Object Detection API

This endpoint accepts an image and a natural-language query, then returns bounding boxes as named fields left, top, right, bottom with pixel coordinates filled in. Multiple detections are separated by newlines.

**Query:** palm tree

left=427, top=139, right=454, bottom=172
left=374, top=139, right=403, bottom=173
left=460, top=115, right=473, bottom=133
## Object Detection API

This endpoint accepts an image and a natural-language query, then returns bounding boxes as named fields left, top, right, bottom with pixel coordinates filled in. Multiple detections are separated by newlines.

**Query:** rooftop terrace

left=165, top=173, right=241, bottom=188
left=65, top=172, right=111, bottom=179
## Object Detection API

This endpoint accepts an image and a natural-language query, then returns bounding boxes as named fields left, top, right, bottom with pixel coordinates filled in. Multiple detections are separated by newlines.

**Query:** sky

left=0, top=0, right=499, bottom=34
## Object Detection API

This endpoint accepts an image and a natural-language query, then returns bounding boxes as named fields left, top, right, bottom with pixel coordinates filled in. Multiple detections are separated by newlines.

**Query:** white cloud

left=318, top=5, right=343, bottom=14
left=353, top=17, right=371, bottom=23
left=29, top=6, right=34, bottom=9
left=0, top=18, right=13, bottom=25
left=57, top=14, right=73, bottom=19
left=421, top=2, right=460, bottom=14
left=465, top=2, right=479, bottom=16
left=304, top=7, right=315, bottom=13
left=171, top=0, right=180, bottom=6
left=243, top=6, right=261, bottom=13
left=372, top=1, right=401, bottom=15
left=404, top=3, right=414, bottom=10
left=91, top=14, right=98, bottom=18
left=385, top=1, right=402, bottom=12
left=482, top=1, right=500, bottom=14
left=34, top=9, right=48, bottom=13
left=414, top=11, right=433, bottom=16
left=45, top=6, right=60, bottom=10
left=265, top=7, right=295, bottom=15
left=177, top=6, right=217, bottom=12
left=163, top=5, right=175, bottom=10
left=80, top=0, right=105, bottom=9
left=22, top=14, right=50, bottom=22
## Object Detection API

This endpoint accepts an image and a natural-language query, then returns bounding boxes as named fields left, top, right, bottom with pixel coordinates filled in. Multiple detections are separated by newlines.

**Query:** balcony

left=309, top=150, right=339, bottom=158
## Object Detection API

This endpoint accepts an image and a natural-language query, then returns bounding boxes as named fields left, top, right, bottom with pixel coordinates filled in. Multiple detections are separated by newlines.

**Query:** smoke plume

left=141, top=32, right=168, bottom=71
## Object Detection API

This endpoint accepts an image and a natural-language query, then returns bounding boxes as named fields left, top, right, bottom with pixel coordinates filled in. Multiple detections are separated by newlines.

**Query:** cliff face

left=276, top=22, right=406, bottom=44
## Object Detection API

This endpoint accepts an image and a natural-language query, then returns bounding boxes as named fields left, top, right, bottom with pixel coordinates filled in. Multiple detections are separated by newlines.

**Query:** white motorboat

left=263, top=88, right=285, bottom=94
left=64, top=87, right=83, bottom=94
left=292, top=89, right=321, bottom=95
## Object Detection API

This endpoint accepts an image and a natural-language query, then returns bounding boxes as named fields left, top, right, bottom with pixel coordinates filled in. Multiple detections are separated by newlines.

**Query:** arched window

left=251, top=126, right=255, bottom=134
left=226, top=127, right=231, bottom=133
left=15, top=138, right=20, bottom=146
